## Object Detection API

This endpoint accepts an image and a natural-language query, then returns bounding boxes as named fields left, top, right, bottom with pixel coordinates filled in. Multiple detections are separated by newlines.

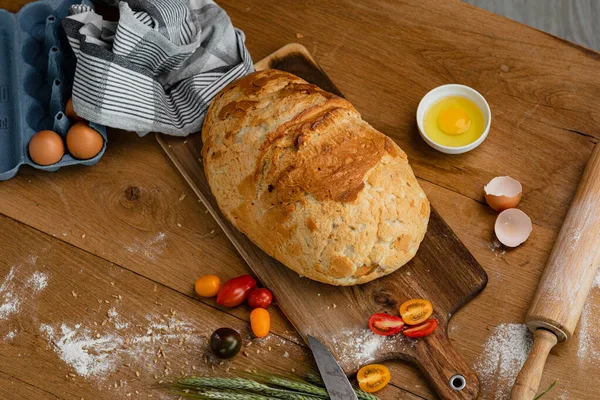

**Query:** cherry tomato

left=399, top=299, right=433, bottom=325
left=195, top=275, right=221, bottom=297
left=250, top=308, right=271, bottom=338
left=402, top=318, right=438, bottom=338
left=357, top=364, right=391, bottom=393
left=247, top=288, right=273, bottom=309
left=368, top=313, right=405, bottom=336
left=210, top=327, right=242, bottom=359
left=216, top=275, right=257, bottom=307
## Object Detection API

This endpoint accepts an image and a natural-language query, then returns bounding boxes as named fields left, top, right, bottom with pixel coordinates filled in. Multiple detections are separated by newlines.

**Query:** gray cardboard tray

left=0, top=0, right=107, bottom=180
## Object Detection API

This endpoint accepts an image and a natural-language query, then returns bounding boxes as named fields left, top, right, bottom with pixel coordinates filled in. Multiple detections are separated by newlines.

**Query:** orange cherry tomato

left=357, top=364, right=391, bottom=393
left=403, top=318, right=438, bottom=338
left=195, top=275, right=221, bottom=297
left=399, top=298, right=433, bottom=325
left=250, top=308, right=270, bottom=338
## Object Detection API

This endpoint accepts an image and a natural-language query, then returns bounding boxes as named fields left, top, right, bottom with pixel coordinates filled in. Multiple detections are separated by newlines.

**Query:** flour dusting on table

left=40, top=323, right=122, bottom=378
left=0, top=267, right=20, bottom=320
left=39, top=311, right=209, bottom=386
left=0, top=265, right=48, bottom=320
left=4, top=330, right=17, bottom=341
left=487, top=239, right=506, bottom=257
left=125, top=232, right=167, bottom=261
left=27, top=271, right=48, bottom=292
left=474, top=323, right=533, bottom=399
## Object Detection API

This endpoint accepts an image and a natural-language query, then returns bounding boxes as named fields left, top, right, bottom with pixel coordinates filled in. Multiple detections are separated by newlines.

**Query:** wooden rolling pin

left=511, top=144, right=600, bottom=400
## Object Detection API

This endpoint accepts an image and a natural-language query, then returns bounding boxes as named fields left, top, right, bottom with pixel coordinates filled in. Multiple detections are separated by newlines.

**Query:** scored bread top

left=202, top=70, right=430, bottom=286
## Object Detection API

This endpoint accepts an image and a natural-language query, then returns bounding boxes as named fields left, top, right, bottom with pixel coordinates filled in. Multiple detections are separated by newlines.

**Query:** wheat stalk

left=168, top=373, right=381, bottom=400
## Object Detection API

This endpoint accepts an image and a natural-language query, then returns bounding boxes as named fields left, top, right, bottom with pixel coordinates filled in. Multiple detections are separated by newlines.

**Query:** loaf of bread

left=202, top=70, right=430, bottom=285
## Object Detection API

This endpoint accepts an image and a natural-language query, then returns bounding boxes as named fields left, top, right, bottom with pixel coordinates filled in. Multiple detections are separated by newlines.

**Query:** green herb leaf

left=534, top=380, right=557, bottom=400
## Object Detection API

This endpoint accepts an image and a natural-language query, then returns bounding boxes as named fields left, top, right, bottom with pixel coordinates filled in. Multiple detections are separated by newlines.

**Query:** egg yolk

left=438, top=106, right=471, bottom=135
left=423, top=96, right=484, bottom=147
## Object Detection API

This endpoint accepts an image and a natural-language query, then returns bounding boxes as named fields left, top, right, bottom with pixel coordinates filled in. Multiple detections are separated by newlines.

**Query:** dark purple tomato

left=210, top=328, right=242, bottom=359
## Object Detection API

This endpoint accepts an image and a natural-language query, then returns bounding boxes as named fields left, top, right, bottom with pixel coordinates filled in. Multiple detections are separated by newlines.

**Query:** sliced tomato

left=399, top=298, right=433, bottom=325
left=368, top=313, right=405, bottom=336
left=403, top=318, right=438, bottom=338
left=357, top=364, right=391, bottom=393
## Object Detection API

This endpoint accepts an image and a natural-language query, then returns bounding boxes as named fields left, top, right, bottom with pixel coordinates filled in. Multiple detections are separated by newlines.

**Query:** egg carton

left=0, top=0, right=107, bottom=181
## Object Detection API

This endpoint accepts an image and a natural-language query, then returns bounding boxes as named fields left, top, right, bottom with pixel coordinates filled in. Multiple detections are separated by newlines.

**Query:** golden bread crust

left=202, top=70, right=430, bottom=285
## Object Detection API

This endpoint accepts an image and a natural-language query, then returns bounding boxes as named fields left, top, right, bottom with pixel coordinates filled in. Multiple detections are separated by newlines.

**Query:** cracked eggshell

left=484, top=176, right=523, bottom=212
left=495, top=208, right=532, bottom=247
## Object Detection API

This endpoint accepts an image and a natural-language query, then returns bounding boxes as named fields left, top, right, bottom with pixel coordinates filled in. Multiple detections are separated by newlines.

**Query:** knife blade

left=307, top=334, right=359, bottom=400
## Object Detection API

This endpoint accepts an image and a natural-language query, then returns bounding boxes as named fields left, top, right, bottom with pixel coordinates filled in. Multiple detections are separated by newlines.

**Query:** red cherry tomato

left=402, top=318, right=438, bottom=338
left=216, top=275, right=257, bottom=307
left=247, top=288, right=273, bottom=309
left=368, top=313, right=405, bottom=336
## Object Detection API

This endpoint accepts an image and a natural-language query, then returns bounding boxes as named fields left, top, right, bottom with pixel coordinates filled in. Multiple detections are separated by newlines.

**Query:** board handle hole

left=450, top=374, right=466, bottom=391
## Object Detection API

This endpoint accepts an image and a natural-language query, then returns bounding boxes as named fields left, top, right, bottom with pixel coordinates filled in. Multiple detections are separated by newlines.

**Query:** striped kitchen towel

left=62, top=0, right=254, bottom=136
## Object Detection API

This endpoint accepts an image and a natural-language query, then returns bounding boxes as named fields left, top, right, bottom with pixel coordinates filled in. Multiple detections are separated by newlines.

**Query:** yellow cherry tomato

left=399, top=298, right=433, bottom=325
left=357, top=364, right=391, bottom=393
left=195, top=275, right=221, bottom=297
left=250, top=308, right=270, bottom=338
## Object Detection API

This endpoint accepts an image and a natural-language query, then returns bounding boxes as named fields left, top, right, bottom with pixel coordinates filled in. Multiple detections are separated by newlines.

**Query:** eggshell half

left=484, top=176, right=523, bottom=211
left=495, top=208, right=532, bottom=247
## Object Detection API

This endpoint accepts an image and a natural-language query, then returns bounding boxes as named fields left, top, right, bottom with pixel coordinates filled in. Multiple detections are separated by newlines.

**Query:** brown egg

left=66, top=122, right=104, bottom=160
left=65, top=98, right=84, bottom=121
left=28, top=130, right=65, bottom=166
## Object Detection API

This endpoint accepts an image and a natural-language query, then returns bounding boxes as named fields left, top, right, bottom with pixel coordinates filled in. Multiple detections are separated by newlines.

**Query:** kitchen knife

left=307, top=334, right=359, bottom=400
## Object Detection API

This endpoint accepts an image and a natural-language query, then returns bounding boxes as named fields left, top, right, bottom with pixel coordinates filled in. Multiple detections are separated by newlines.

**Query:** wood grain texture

left=0, top=213, right=423, bottom=400
left=159, top=43, right=488, bottom=399
left=0, top=0, right=599, bottom=398
left=463, top=0, right=600, bottom=51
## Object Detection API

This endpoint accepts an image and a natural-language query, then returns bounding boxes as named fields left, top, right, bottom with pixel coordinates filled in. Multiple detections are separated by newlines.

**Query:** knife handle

left=393, top=328, right=479, bottom=399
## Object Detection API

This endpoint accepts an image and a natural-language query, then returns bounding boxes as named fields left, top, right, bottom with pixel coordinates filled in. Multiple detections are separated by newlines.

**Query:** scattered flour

left=40, top=323, right=122, bottom=378
left=4, top=330, right=17, bottom=341
left=474, top=323, right=533, bottom=400
left=107, top=307, right=130, bottom=330
left=0, top=266, right=49, bottom=320
left=125, top=232, right=167, bottom=261
left=27, top=271, right=48, bottom=292
left=487, top=239, right=506, bottom=257
left=0, top=267, right=20, bottom=320
left=39, top=312, right=208, bottom=385
left=330, top=328, right=409, bottom=372
left=577, top=270, right=600, bottom=363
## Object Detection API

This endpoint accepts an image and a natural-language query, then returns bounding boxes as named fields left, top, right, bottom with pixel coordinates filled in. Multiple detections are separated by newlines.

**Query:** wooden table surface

left=1, top=0, right=599, bottom=399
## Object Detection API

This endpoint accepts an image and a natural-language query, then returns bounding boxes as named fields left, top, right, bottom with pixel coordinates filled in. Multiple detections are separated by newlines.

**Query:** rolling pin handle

left=511, top=329, right=558, bottom=400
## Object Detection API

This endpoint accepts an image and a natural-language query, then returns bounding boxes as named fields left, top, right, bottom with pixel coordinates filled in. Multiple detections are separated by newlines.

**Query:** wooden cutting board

left=157, top=43, right=487, bottom=400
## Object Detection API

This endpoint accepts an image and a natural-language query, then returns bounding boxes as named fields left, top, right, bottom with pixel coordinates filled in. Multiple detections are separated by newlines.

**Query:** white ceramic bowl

left=416, top=84, right=491, bottom=154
